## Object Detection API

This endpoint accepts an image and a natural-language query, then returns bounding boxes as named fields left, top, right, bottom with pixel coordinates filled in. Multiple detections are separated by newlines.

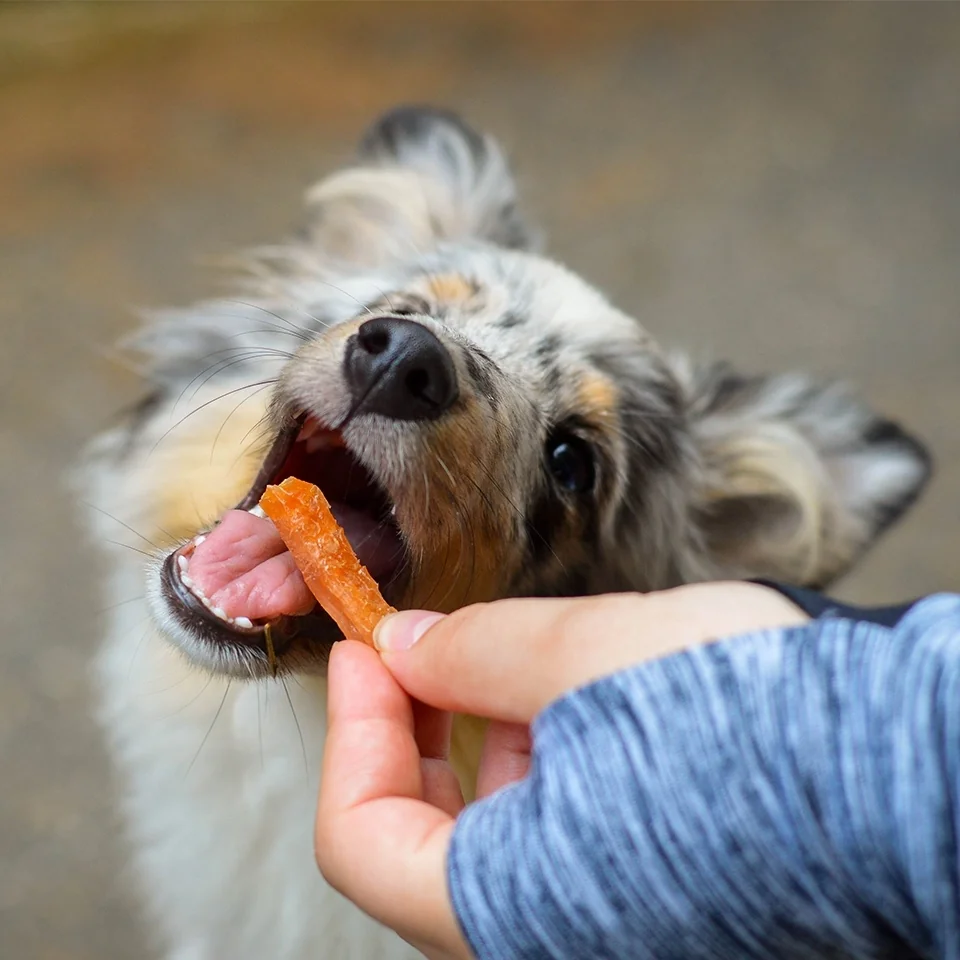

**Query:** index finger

left=315, top=641, right=462, bottom=950
left=374, top=583, right=808, bottom=722
left=376, top=594, right=648, bottom=722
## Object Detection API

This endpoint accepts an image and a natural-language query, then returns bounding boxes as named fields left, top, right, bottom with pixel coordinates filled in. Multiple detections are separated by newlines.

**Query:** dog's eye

left=545, top=433, right=595, bottom=494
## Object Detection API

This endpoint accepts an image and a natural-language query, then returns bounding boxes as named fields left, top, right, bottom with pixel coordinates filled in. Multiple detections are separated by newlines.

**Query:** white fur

left=81, top=426, right=419, bottom=960
left=97, top=623, right=416, bottom=959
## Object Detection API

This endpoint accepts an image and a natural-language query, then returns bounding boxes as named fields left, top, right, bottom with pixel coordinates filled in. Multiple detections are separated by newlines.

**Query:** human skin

left=315, top=582, right=809, bottom=959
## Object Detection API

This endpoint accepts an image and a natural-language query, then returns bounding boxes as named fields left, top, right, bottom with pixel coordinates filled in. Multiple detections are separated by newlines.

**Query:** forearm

left=448, top=594, right=960, bottom=959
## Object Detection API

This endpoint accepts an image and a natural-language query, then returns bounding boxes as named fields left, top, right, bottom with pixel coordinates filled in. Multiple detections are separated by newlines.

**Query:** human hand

left=314, top=582, right=808, bottom=957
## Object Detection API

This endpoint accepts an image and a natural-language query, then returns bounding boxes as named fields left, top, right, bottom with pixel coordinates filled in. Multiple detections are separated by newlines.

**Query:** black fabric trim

left=751, top=580, right=925, bottom=628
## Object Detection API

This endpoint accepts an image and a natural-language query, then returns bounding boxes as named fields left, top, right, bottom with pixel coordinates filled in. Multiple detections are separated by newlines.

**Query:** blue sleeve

left=447, top=594, right=960, bottom=959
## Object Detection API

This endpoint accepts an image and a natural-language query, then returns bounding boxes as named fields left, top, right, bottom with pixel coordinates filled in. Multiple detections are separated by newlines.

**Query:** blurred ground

left=1, top=3, right=958, bottom=957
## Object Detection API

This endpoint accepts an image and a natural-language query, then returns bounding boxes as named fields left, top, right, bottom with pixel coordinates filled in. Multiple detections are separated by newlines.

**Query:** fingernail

left=374, top=610, right=446, bottom=652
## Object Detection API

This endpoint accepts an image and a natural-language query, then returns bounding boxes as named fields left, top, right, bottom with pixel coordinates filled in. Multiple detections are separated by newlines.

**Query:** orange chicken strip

left=259, top=477, right=395, bottom=647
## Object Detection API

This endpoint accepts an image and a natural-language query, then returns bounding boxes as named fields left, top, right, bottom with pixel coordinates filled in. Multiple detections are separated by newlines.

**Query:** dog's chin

left=153, top=412, right=411, bottom=679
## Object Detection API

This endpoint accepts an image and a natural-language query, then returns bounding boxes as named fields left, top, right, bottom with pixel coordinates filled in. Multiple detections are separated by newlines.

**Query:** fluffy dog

left=79, top=107, right=930, bottom=959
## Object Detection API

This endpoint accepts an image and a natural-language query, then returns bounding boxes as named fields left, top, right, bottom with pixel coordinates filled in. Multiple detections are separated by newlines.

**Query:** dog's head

left=87, top=107, right=930, bottom=678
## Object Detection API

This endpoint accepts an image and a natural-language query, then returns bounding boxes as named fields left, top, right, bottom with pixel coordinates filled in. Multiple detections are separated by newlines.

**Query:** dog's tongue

left=187, top=505, right=401, bottom=623
left=188, top=510, right=316, bottom=621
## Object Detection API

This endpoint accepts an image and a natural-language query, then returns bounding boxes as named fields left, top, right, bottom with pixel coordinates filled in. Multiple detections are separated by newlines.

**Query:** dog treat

left=259, top=477, right=395, bottom=647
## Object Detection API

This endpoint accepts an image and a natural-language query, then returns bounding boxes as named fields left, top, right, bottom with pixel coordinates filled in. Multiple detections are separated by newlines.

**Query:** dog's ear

left=677, top=359, right=932, bottom=588
left=303, top=106, right=535, bottom=267
left=123, top=109, right=534, bottom=385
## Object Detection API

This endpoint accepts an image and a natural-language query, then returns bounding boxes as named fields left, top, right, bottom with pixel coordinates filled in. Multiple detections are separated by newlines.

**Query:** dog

left=78, top=107, right=931, bottom=959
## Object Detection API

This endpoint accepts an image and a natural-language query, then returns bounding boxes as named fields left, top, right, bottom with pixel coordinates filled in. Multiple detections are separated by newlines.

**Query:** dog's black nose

left=344, top=316, right=459, bottom=421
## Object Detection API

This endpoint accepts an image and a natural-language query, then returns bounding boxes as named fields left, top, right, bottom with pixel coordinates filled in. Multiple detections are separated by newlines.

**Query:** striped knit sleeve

left=447, top=594, right=960, bottom=960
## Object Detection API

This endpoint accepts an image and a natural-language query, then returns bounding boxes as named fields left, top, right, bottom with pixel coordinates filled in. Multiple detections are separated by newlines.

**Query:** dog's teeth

left=234, top=616, right=253, bottom=629
left=186, top=580, right=210, bottom=604
left=390, top=505, right=397, bottom=517
left=248, top=504, right=266, bottom=519
left=211, top=606, right=227, bottom=620
left=177, top=555, right=189, bottom=573
left=194, top=535, right=206, bottom=547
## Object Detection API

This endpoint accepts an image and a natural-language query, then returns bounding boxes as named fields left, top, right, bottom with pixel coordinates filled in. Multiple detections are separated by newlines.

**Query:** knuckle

left=444, top=601, right=492, bottom=635
left=436, top=602, right=493, bottom=656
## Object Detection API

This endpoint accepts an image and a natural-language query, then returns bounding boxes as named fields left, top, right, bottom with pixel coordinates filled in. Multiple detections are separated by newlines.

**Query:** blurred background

left=1, top=3, right=958, bottom=957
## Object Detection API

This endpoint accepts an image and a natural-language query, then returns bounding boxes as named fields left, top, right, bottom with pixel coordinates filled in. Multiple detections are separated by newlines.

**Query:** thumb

left=373, top=583, right=807, bottom=723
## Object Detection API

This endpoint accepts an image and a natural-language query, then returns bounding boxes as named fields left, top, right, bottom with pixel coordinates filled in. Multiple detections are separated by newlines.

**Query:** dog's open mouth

left=161, top=414, right=406, bottom=655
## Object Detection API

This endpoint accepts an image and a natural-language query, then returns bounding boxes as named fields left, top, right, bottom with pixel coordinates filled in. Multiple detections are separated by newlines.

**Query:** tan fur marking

left=404, top=403, right=520, bottom=611
left=700, top=426, right=828, bottom=583
left=409, top=531, right=502, bottom=613
left=578, top=374, right=619, bottom=423
left=149, top=395, right=271, bottom=542
left=425, top=273, right=476, bottom=306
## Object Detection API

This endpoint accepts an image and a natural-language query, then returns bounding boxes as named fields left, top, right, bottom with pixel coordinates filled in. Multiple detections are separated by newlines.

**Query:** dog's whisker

left=173, top=347, right=295, bottom=411
left=304, top=281, right=377, bottom=321
left=185, top=681, right=231, bottom=775
left=125, top=618, right=153, bottom=681
left=454, top=489, right=480, bottom=613
left=167, top=673, right=215, bottom=717
left=149, top=380, right=280, bottom=456
left=143, top=673, right=193, bottom=698
left=365, top=282, right=397, bottom=315
left=381, top=551, right=412, bottom=594
left=473, top=458, right=568, bottom=575
left=238, top=410, right=276, bottom=450
left=421, top=465, right=432, bottom=521
left=210, top=383, right=277, bottom=464
left=280, top=677, right=308, bottom=777
left=221, top=329, right=304, bottom=347
left=104, top=540, right=159, bottom=560
left=93, top=595, right=147, bottom=617
left=433, top=453, right=476, bottom=610
left=221, top=413, right=278, bottom=476
left=417, top=516, right=455, bottom=612
left=186, top=354, right=288, bottom=405
left=221, top=300, right=316, bottom=340
left=82, top=501, right=170, bottom=550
